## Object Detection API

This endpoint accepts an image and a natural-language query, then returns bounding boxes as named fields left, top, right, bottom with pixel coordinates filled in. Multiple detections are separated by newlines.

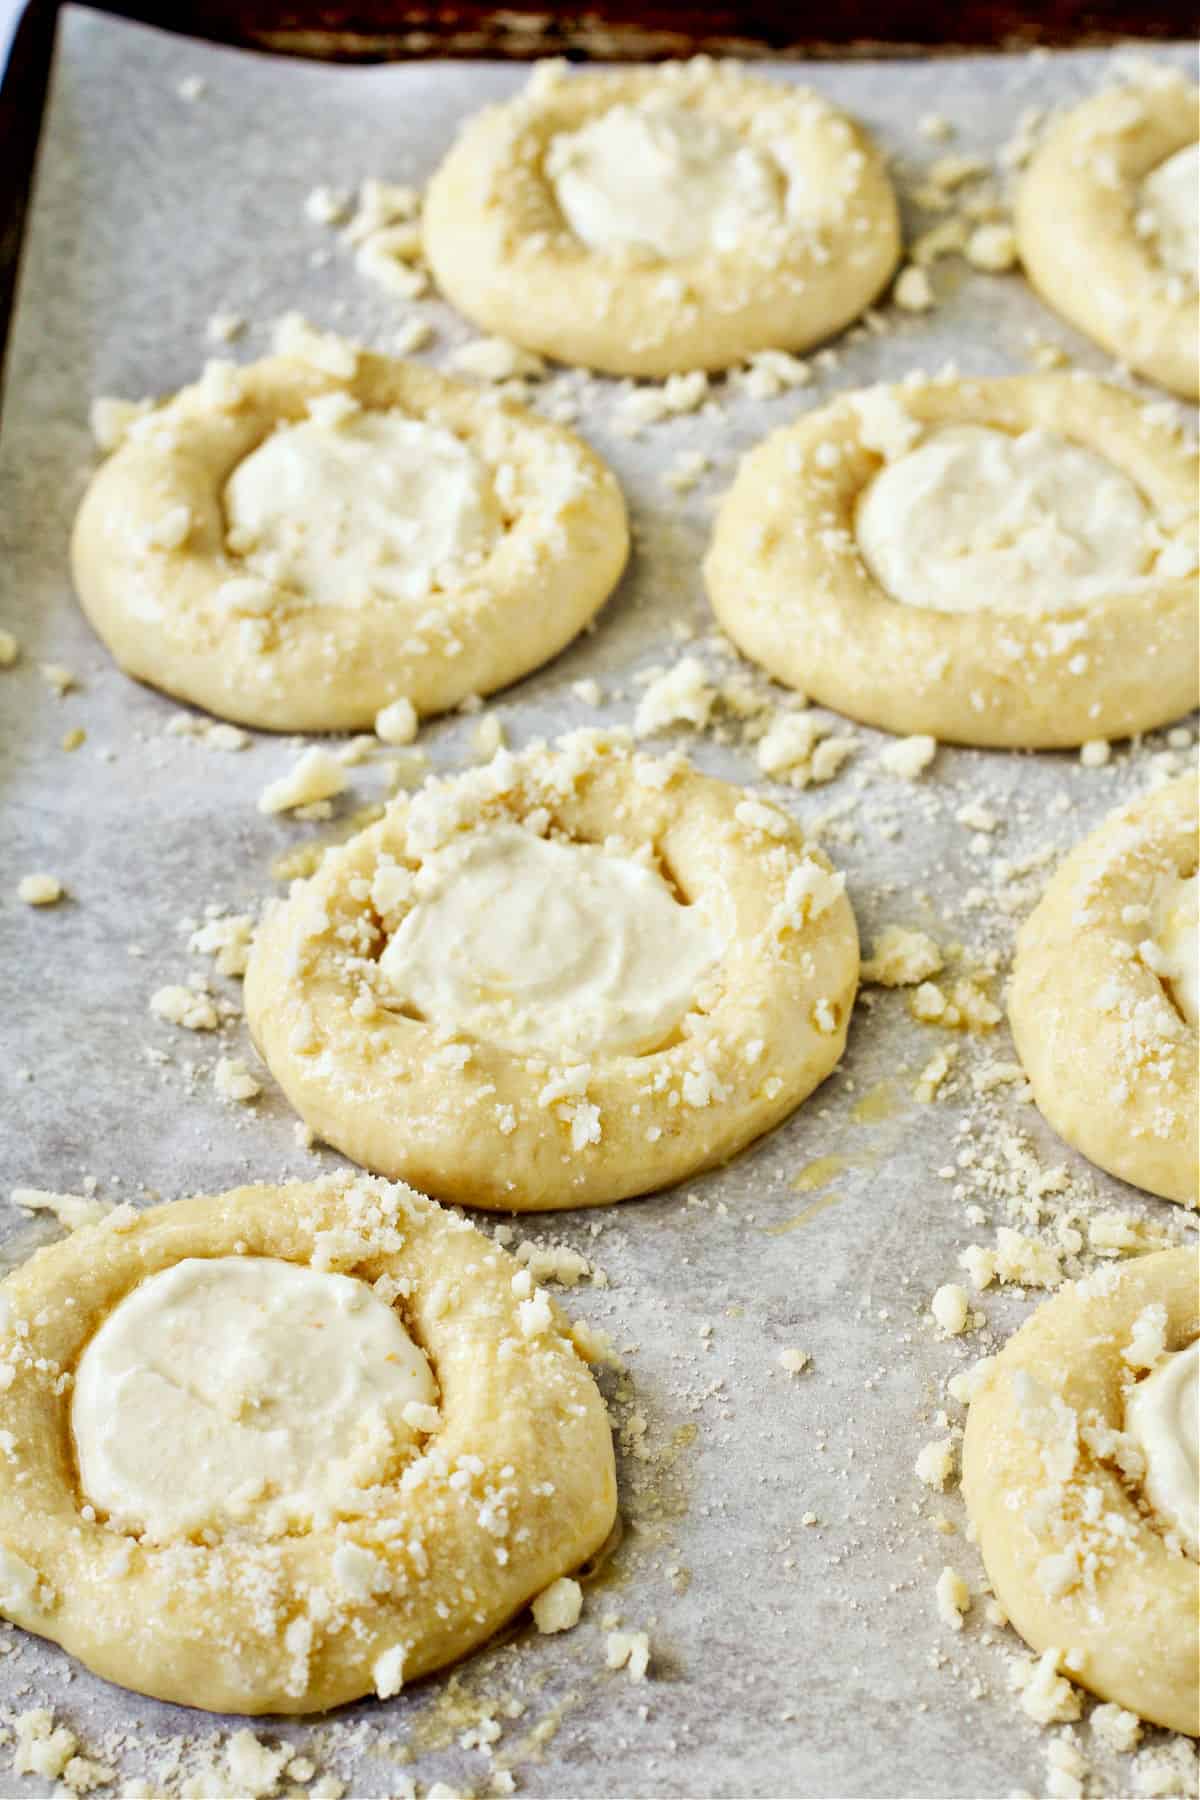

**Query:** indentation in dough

left=376, top=821, right=724, bottom=1057
left=1124, top=1337, right=1199, bottom=1557
left=224, top=411, right=501, bottom=608
left=1136, top=143, right=1200, bottom=284
left=71, top=1255, right=435, bottom=1541
left=1144, top=870, right=1199, bottom=1029
left=545, top=103, right=784, bottom=260
left=854, top=425, right=1154, bottom=615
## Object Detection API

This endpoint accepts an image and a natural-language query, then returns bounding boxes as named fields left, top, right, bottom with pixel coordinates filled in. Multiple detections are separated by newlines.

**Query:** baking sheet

left=0, top=12, right=1197, bottom=1796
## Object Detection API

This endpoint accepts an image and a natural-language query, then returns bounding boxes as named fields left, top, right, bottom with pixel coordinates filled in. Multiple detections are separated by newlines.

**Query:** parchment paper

left=0, top=12, right=1196, bottom=1796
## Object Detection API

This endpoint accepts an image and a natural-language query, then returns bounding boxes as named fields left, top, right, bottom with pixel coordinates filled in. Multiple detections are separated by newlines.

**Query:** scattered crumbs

left=225, top=1728, right=290, bottom=1798
left=935, top=1565, right=970, bottom=1629
left=472, top=714, right=505, bottom=760
left=531, top=1576, right=583, bottom=1634
left=214, top=1056, right=262, bottom=1103
left=894, top=266, right=935, bottom=312
left=1013, top=1648, right=1083, bottom=1725
left=149, top=984, right=220, bottom=1031
left=877, top=734, right=938, bottom=779
left=616, top=370, right=708, bottom=434
left=605, top=1630, right=651, bottom=1681
left=206, top=311, right=246, bottom=344
left=930, top=1282, right=970, bottom=1335
left=391, top=316, right=435, bottom=357
left=258, top=748, right=349, bottom=815
left=915, top=1044, right=957, bottom=1102
left=964, top=223, right=1018, bottom=271
left=375, top=697, right=419, bottom=746
left=861, top=925, right=944, bottom=987
left=16, top=873, right=63, bottom=907
left=915, top=1438, right=956, bottom=1490
left=450, top=337, right=545, bottom=383
left=39, top=662, right=77, bottom=697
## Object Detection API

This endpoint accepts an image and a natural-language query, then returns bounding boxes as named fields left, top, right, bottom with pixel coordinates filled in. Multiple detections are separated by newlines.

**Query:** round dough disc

left=1016, top=77, right=1199, bottom=400
left=71, top=344, right=629, bottom=732
left=1009, top=774, right=1198, bottom=1207
left=962, top=1248, right=1199, bottom=1735
left=0, top=1177, right=616, bottom=1714
left=422, top=60, right=901, bottom=378
left=244, top=736, right=860, bottom=1210
left=704, top=374, right=1199, bottom=748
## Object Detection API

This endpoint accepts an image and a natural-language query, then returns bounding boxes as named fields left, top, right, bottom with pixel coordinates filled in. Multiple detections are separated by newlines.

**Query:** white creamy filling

left=377, top=821, right=724, bottom=1056
left=72, top=1256, right=435, bottom=1541
left=855, top=425, right=1153, bottom=615
left=545, top=102, right=784, bottom=260
left=1124, top=1338, right=1199, bottom=1557
left=224, top=412, right=500, bottom=607
left=1154, top=871, right=1199, bottom=1027
left=1137, top=143, right=1200, bottom=283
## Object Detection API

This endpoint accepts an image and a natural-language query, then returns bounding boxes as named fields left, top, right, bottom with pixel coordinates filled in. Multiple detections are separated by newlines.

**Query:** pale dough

left=244, top=733, right=860, bottom=1210
left=1009, top=775, right=1198, bottom=1207
left=1016, top=76, right=1199, bottom=399
left=0, top=1176, right=616, bottom=1714
left=422, top=58, right=900, bottom=378
left=962, top=1248, right=1199, bottom=1735
left=704, top=374, right=1198, bottom=747
left=71, top=345, right=628, bottom=732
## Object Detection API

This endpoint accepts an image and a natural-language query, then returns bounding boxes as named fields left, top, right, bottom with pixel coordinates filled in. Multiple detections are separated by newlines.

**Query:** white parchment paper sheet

left=0, top=11, right=1195, bottom=1796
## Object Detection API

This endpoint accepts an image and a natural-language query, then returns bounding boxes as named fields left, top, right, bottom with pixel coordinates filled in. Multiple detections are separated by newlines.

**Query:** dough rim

left=703, top=374, right=1199, bottom=748
left=244, top=738, right=860, bottom=1210
left=0, top=1177, right=616, bottom=1714
left=71, top=352, right=629, bottom=733
left=1015, top=80, right=1200, bottom=401
left=962, top=1248, right=1200, bottom=1735
left=1009, top=775, right=1199, bottom=1207
left=422, top=61, right=901, bottom=378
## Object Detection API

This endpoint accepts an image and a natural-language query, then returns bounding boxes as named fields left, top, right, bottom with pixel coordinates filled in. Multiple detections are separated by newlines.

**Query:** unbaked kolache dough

left=1009, top=774, right=1198, bottom=1206
left=963, top=1248, right=1199, bottom=1735
left=244, top=734, right=860, bottom=1209
left=1016, top=73, right=1199, bottom=399
left=0, top=1177, right=616, bottom=1713
left=704, top=374, right=1198, bottom=747
left=422, top=58, right=901, bottom=377
left=71, top=332, right=628, bottom=732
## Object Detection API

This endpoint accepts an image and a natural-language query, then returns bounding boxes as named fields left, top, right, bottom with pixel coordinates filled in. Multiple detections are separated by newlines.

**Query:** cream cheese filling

left=72, top=1256, right=435, bottom=1541
left=1137, top=143, right=1200, bottom=284
left=377, top=821, right=724, bottom=1056
left=545, top=102, right=784, bottom=260
left=224, top=411, right=500, bottom=607
left=1124, top=1338, right=1199, bottom=1557
left=854, top=425, right=1155, bottom=615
